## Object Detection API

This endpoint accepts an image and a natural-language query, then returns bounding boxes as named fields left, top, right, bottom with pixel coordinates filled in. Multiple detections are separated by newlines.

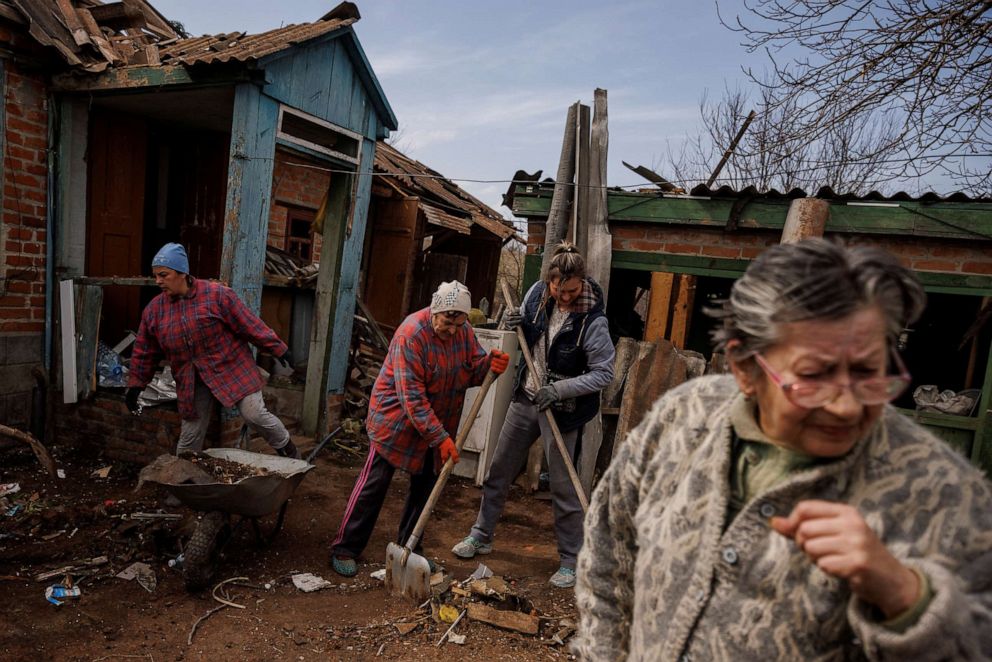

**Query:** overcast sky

left=147, top=1, right=798, bottom=219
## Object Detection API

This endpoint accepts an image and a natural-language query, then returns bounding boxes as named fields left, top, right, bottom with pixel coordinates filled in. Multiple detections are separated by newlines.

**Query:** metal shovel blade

left=384, top=541, right=431, bottom=601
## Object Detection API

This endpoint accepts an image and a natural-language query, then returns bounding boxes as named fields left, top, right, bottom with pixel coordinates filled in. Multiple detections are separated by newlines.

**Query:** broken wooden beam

left=466, top=602, right=540, bottom=635
left=0, top=424, right=58, bottom=478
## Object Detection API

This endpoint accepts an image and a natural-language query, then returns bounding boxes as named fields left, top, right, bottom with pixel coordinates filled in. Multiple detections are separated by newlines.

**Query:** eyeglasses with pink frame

left=752, top=349, right=911, bottom=409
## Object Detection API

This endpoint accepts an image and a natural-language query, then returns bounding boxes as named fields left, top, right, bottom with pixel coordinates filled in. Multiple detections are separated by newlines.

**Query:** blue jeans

left=469, top=393, right=583, bottom=568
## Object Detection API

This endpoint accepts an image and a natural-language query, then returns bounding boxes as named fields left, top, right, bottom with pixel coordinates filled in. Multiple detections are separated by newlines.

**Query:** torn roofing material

left=375, top=141, right=519, bottom=241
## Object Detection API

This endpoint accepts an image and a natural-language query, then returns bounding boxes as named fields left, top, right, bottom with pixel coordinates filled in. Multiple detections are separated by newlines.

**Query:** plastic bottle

left=168, top=553, right=185, bottom=569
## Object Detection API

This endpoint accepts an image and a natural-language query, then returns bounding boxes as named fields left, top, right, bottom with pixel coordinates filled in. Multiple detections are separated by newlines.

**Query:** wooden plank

left=466, top=602, right=539, bottom=636
left=326, top=137, right=378, bottom=394
left=614, top=340, right=689, bottom=450
left=303, top=170, right=353, bottom=435
left=669, top=275, right=696, bottom=350
left=781, top=197, right=829, bottom=242
left=220, top=83, right=278, bottom=314
left=540, top=103, right=578, bottom=280
left=574, top=103, right=591, bottom=253
left=644, top=272, right=675, bottom=342
left=59, top=280, right=78, bottom=404
left=586, top=88, right=612, bottom=304
left=74, top=284, right=103, bottom=401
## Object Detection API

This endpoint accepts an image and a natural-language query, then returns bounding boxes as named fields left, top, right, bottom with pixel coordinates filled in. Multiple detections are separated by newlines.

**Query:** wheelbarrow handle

left=401, top=370, right=499, bottom=553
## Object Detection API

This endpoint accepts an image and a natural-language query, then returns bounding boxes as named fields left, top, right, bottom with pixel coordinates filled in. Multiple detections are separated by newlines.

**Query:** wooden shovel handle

left=402, top=370, right=498, bottom=552
left=500, top=280, right=589, bottom=512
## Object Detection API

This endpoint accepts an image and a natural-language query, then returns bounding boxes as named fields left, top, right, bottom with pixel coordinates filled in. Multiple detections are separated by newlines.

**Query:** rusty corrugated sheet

left=375, top=141, right=519, bottom=241
left=157, top=17, right=357, bottom=66
left=421, top=204, right=472, bottom=235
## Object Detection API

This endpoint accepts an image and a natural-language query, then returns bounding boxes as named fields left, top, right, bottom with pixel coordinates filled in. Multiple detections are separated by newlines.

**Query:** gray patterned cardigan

left=575, top=375, right=992, bottom=661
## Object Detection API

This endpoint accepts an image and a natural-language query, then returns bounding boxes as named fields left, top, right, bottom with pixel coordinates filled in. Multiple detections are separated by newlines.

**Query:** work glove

left=489, top=349, right=510, bottom=375
left=438, top=437, right=459, bottom=465
left=534, top=384, right=559, bottom=411
left=125, top=387, right=142, bottom=415
left=275, top=350, right=294, bottom=370
left=503, top=307, right=523, bottom=330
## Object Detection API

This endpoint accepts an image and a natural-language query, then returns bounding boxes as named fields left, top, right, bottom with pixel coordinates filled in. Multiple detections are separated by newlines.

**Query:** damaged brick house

left=0, top=0, right=400, bottom=459
left=510, top=182, right=992, bottom=474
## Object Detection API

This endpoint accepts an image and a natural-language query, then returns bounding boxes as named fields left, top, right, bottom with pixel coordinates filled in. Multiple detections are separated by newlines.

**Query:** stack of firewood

left=344, top=311, right=391, bottom=420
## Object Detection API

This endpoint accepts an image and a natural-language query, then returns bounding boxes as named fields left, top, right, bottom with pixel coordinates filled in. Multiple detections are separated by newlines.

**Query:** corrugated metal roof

left=508, top=175, right=992, bottom=207
left=376, top=141, right=520, bottom=241
left=421, top=205, right=472, bottom=235
left=685, top=184, right=992, bottom=204
left=158, top=17, right=356, bottom=66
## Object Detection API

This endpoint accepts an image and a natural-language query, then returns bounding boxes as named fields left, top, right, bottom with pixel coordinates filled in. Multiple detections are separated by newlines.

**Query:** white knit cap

left=431, top=280, right=471, bottom=315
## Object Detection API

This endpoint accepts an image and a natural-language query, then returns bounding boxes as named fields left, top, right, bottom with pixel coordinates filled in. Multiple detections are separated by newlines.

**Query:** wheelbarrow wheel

left=183, top=510, right=229, bottom=591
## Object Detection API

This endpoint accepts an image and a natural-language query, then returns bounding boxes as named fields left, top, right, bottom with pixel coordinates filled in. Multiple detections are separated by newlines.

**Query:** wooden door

left=362, top=197, right=419, bottom=326
left=173, top=131, right=228, bottom=279
left=86, top=110, right=148, bottom=342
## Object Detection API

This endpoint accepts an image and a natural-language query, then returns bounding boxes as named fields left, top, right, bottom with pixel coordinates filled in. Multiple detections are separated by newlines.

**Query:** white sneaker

left=549, top=567, right=576, bottom=588
left=451, top=536, right=493, bottom=559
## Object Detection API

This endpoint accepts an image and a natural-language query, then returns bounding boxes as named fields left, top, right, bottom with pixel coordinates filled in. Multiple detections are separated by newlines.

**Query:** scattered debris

left=45, top=584, right=81, bottom=606
left=435, top=608, right=467, bottom=647
left=291, top=572, right=333, bottom=593
left=370, top=569, right=386, bottom=581
left=438, top=604, right=460, bottom=623
left=122, top=512, right=182, bottom=521
left=35, top=556, right=109, bottom=582
left=466, top=602, right=540, bottom=635
left=0, top=483, right=20, bottom=497
left=470, top=563, right=493, bottom=581
left=57, top=469, right=66, bottom=479
left=91, top=466, right=113, bottom=479
left=448, top=633, right=467, bottom=645
left=116, top=562, right=157, bottom=593
left=393, top=622, right=419, bottom=636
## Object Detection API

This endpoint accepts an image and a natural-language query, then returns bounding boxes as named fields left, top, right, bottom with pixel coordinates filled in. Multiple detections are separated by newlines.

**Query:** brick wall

left=267, top=150, right=329, bottom=262
left=0, top=28, right=50, bottom=437
left=55, top=395, right=244, bottom=464
left=527, top=219, right=992, bottom=278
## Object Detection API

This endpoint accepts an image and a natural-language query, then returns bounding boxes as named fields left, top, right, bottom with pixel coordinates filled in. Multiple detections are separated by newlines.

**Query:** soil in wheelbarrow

left=186, top=453, right=271, bottom=483
left=0, top=437, right=576, bottom=661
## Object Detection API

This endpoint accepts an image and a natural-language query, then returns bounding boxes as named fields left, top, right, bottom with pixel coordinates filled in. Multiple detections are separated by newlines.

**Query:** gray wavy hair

left=710, top=238, right=926, bottom=358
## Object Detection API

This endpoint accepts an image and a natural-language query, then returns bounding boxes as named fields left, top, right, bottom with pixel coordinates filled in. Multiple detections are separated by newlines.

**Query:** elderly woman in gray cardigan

left=575, top=239, right=992, bottom=661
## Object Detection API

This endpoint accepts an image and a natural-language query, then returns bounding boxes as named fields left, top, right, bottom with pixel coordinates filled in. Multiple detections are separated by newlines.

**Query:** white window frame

left=276, top=105, right=362, bottom=166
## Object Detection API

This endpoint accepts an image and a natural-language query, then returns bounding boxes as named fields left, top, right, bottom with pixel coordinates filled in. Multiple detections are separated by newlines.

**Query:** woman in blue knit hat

left=125, top=242, right=301, bottom=459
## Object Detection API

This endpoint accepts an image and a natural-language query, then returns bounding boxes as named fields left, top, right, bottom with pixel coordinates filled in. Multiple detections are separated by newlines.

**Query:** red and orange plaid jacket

left=128, top=279, right=287, bottom=419
left=367, top=307, right=491, bottom=473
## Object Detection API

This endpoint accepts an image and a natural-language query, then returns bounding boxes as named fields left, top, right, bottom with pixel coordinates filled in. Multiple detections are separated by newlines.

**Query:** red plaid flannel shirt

left=366, top=307, right=492, bottom=473
left=128, top=279, right=287, bottom=420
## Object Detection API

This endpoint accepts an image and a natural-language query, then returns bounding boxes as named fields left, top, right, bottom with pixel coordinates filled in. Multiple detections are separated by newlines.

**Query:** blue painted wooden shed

left=51, top=2, right=398, bottom=436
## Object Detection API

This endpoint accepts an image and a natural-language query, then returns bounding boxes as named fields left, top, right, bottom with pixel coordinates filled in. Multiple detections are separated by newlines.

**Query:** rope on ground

left=187, top=605, right=227, bottom=645
left=211, top=576, right=248, bottom=609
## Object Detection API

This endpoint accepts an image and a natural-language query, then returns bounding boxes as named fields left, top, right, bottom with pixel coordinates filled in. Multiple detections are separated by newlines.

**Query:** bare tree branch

left=719, top=0, right=992, bottom=192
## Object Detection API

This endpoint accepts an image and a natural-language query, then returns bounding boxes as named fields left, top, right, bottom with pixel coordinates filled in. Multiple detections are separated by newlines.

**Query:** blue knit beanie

left=151, top=243, right=190, bottom=274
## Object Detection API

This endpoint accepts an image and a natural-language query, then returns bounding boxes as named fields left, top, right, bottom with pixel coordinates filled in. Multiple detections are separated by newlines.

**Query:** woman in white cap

left=329, top=280, right=510, bottom=577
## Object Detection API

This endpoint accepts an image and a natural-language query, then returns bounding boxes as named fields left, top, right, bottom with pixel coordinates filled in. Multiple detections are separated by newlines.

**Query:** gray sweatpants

left=177, top=378, right=290, bottom=454
left=469, top=394, right=583, bottom=568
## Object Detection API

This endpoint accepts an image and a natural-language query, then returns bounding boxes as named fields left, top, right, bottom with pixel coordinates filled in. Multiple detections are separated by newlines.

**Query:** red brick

left=663, top=242, right=702, bottom=255
left=929, top=245, right=975, bottom=259
left=962, top=262, right=992, bottom=275
left=626, top=239, right=665, bottom=252
left=7, top=116, right=45, bottom=135
left=0, top=321, right=42, bottom=332
left=700, top=244, right=741, bottom=259
left=911, top=259, right=959, bottom=272
left=23, top=242, right=42, bottom=254
left=5, top=240, right=21, bottom=252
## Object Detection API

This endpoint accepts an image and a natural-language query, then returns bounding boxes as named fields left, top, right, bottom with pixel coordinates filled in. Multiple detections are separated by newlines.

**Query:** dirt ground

left=0, top=435, right=577, bottom=661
